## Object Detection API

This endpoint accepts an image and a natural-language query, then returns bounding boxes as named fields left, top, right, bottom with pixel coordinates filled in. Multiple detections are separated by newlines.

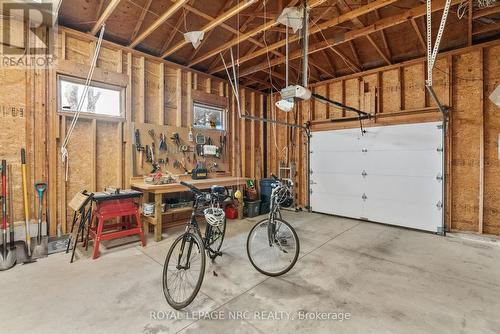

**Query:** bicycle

left=246, top=175, right=300, bottom=277
left=162, top=181, right=228, bottom=309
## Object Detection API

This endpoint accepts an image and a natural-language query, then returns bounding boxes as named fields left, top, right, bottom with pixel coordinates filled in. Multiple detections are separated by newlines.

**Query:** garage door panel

left=311, top=151, right=366, bottom=174
left=311, top=122, right=443, bottom=233
left=364, top=175, right=442, bottom=202
left=365, top=150, right=441, bottom=177
left=364, top=197, right=442, bottom=232
left=312, top=173, right=365, bottom=197
left=311, top=193, right=363, bottom=219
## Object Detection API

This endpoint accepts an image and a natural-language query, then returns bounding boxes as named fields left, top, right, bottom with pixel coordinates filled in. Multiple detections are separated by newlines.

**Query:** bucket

left=260, top=179, right=277, bottom=203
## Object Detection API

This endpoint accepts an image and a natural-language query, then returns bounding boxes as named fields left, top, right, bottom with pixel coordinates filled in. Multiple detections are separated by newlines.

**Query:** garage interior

left=0, top=0, right=499, bottom=333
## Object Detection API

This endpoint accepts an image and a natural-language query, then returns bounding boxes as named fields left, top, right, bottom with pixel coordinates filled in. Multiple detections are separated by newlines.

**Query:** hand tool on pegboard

left=135, top=129, right=144, bottom=168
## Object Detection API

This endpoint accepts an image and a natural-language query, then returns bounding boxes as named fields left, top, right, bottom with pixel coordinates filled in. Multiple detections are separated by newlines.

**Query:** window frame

left=192, top=101, right=226, bottom=131
left=57, top=74, right=126, bottom=121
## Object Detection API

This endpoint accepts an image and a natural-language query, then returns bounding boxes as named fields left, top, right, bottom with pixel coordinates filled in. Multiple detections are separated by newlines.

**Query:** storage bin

left=244, top=200, right=261, bottom=218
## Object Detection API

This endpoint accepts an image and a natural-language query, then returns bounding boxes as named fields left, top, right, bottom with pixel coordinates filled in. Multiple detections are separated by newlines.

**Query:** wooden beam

left=478, top=48, right=484, bottom=233
left=186, top=0, right=234, bottom=63
left=472, top=23, right=500, bottom=35
left=189, top=0, right=326, bottom=67
left=158, top=63, right=165, bottom=125
left=90, top=0, right=122, bottom=35
left=348, top=40, right=362, bottom=70
left=238, top=0, right=458, bottom=78
left=130, top=0, right=188, bottom=48
left=329, top=46, right=362, bottom=73
left=410, top=18, right=426, bottom=50
left=473, top=4, right=500, bottom=19
left=210, top=0, right=399, bottom=74
left=468, top=0, right=473, bottom=46
left=130, top=0, right=153, bottom=42
left=162, top=0, right=257, bottom=58
left=159, top=12, right=185, bottom=54
left=374, top=9, right=392, bottom=62
left=176, top=68, right=182, bottom=127
left=366, top=35, right=392, bottom=65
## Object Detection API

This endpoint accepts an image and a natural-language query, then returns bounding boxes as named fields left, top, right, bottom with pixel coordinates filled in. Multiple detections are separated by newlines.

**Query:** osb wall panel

left=450, top=51, right=482, bottom=232
left=483, top=45, right=500, bottom=235
left=313, top=85, right=328, bottom=120
left=403, top=64, right=425, bottom=110
left=97, top=46, right=120, bottom=72
left=65, top=35, right=91, bottom=65
left=328, top=81, right=343, bottom=119
left=381, top=69, right=400, bottom=113
left=96, top=122, right=120, bottom=191
left=145, top=61, right=160, bottom=124
left=0, top=69, right=27, bottom=222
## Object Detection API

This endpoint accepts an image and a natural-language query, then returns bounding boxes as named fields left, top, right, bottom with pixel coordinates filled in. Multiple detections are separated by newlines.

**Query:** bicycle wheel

left=247, top=218, right=300, bottom=277
left=207, top=218, right=226, bottom=259
left=163, top=231, right=206, bottom=309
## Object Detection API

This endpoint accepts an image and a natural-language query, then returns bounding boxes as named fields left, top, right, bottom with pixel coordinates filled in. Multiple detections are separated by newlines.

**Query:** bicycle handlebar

left=180, top=181, right=202, bottom=195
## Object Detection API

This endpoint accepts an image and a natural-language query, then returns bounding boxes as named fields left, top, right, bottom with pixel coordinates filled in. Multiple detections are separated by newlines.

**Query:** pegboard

left=131, top=122, right=230, bottom=177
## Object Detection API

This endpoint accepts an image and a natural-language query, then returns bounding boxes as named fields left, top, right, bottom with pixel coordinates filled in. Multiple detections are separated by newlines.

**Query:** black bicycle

left=162, top=181, right=228, bottom=309
left=246, top=175, right=300, bottom=276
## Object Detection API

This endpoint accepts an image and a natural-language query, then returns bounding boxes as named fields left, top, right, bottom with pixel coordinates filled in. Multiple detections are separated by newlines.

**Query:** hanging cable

left=61, top=25, right=105, bottom=181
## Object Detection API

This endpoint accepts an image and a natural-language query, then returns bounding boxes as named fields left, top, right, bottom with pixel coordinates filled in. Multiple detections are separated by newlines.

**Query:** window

left=193, top=102, right=225, bottom=130
left=57, top=75, right=124, bottom=118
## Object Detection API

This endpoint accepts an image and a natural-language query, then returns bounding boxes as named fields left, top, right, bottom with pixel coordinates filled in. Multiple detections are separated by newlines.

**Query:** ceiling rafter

left=159, top=11, right=186, bottom=54
left=237, top=0, right=460, bottom=78
left=129, top=0, right=188, bottom=48
left=130, top=0, right=153, bottom=42
left=373, top=9, right=392, bottom=62
left=348, top=40, right=363, bottom=70
left=161, top=0, right=258, bottom=58
left=473, top=4, right=500, bottom=19
left=189, top=0, right=326, bottom=67
left=209, top=0, right=399, bottom=74
left=90, top=0, right=123, bottom=35
left=186, top=0, right=235, bottom=64
left=410, top=18, right=426, bottom=50
left=336, top=0, right=391, bottom=65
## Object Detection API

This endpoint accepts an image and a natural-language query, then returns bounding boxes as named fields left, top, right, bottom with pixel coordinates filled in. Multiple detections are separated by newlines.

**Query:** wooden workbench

left=130, top=176, right=247, bottom=241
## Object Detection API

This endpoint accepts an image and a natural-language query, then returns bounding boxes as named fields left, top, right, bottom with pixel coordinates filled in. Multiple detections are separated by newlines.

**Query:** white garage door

left=310, top=122, right=443, bottom=233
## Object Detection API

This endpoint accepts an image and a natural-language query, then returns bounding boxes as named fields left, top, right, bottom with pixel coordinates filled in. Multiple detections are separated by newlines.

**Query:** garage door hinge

left=362, top=148, right=368, bottom=153
left=436, top=201, right=443, bottom=210
left=437, top=124, right=443, bottom=130
left=437, top=145, right=443, bottom=152
left=436, top=173, right=443, bottom=182
left=362, top=193, right=367, bottom=201
left=310, top=150, right=314, bottom=154
left=362, top=170, right=367, bottom=177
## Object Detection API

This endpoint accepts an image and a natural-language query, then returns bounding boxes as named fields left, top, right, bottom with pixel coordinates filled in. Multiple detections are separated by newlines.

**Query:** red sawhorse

left=88, top=192, right=146, bottom=259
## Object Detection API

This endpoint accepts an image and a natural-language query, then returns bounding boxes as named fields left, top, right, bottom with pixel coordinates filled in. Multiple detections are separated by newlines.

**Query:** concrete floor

left=1, top=212, right=500, bottom=334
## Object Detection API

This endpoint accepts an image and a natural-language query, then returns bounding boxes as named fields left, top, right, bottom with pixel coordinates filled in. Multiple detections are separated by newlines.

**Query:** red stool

left=88, top=198, right=146, bottom=259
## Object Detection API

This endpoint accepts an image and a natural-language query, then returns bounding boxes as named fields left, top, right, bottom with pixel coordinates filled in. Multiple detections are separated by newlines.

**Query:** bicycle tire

left=163, top=231, right=206, bottom=309
left=246, top=218, right=300, bottom=277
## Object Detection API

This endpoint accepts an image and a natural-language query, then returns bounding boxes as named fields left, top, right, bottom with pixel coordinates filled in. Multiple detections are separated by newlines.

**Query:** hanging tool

left=135, top=129, right=144, bottom=168
left=31, top=183, right=48, bottom=259
left=148, top=129, right=155, bottom=140
left=159, top=133, right=167, bottom=151
left=0, top=160, right=16, bottom=270
left=188, top=126, right=194, bottom=142
left=21, top=149, right=32, bottom=258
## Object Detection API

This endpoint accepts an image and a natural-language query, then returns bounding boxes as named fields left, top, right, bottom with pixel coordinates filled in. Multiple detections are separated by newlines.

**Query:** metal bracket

left=436, top=201, right=443, bottom=210
left=436, top=226, right=446, bottom=236
left=436, top=173, right=443, bottom=182
left=437, top=124, right=443, bottom=130
left=362, top=193, right=367, bottom=201
left=362, top=170, right=367, bottom=178
left=437, top=145, right=443, bottom=152
left=362, top=148, right=368, bottom=153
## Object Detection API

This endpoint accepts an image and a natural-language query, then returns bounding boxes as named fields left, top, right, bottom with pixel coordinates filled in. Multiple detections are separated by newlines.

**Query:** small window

left=58, top=75, right=124, bottom=118
left=193, top=102, right=225, bottom=130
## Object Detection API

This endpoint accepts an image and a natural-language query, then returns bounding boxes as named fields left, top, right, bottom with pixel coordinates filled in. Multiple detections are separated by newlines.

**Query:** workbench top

left=130, top=176, right=248, bottom=194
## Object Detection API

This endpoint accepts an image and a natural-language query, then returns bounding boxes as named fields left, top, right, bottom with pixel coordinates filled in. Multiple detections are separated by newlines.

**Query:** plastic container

left=260, top=179, right=277, bottom=203
left=244, top=200, right=261, bottom=218
left=260, top=201, right=270, bottom=215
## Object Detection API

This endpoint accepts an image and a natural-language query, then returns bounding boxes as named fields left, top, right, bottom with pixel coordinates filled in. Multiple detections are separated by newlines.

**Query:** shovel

left=31, top=182, right=48, bottom=259
left=7, top=164, right=28, bottom=264
left=0, top=160, right=16, bottom=271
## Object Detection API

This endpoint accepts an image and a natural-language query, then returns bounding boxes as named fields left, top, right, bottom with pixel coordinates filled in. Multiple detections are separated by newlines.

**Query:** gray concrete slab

left=1, top=213, right=499, bottom=334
